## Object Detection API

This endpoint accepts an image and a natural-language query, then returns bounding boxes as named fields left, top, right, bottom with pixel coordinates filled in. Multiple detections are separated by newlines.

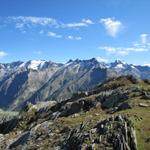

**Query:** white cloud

left=8, top=16, right=59, bottom=29
left=99, top=46, right=147, bottom=56
left=134, top=33, right=150, bottom=48
left=75, top=37, right=82, bottom=40
left=144, top=63, right=150, bottom=67
left=39, top=30, right=44, bottom=34
left=67, top=35, right=82, bottom=40
left=96, top=57, right=108, bottom=63
left=47, top=32, right=62, bottom=38
left=99, top=34, right=150, bottom=55
left=100, top=18, right=123, bottom=37
left=6, top=16, right=94, bottom=30
left=63, top=19, right=94, bottom=28
left=65, top=23, right=86, bottom=28
left=82, top=19, right=94, bottom=25
left=47, top=32, right=82, bottom=40
left=67, top=36, right=74, bottom=40
left=140, top=33, right=148, bottom=44
left=0, top=51, right=8, bottom=59
left=33, top=50, right=42, bottom=55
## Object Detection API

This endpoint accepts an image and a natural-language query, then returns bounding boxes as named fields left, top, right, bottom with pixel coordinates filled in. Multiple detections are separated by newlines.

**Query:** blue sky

left=0, top=0, right=150, bottom=65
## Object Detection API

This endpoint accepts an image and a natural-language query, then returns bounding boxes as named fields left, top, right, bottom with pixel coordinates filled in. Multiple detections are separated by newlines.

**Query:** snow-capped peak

left=143, top=64, right=150, bottom=67
left=114, top=60, right=126, bottom=65
left=28, top=60, right=46, bottom=70
left=131, top=65, right=136, bottom=69
left=95, top=57, right=108, bottom=63
left=108, top=60, right=127, bottom=69
left=115, top=64, right=124, bottom=69
left=19, top=60, right=46, bottom=70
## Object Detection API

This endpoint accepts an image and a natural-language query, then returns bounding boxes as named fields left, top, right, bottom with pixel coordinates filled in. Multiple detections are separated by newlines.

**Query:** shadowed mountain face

left=26, top=59, right=108, bottom=106
left=0, top=71, right=28, bottom=107
left=0, top=58, right=150, bottom=110
left=0, top=60, right=62, bottom=110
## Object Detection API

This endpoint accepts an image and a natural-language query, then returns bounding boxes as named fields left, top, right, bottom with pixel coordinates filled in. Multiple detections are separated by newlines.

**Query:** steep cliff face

left=0, top=61, right=62, bottom=109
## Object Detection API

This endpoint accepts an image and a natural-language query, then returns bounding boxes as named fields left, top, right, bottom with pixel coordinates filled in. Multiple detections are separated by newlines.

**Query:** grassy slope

left=52, top=78, right=150, bottom=150
left=0, top=77, right=149, bottom=149
left=53, top=103, right=150, bottom=150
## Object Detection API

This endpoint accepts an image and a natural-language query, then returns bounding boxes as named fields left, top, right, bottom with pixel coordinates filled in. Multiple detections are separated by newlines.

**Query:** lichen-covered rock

left=95, top=115, right=137, bottom=150
left=7, top=131, right=30, bottom=149
left=61, top=123, right=89, bottom=150
left=60, top=115, right=137, bottom=150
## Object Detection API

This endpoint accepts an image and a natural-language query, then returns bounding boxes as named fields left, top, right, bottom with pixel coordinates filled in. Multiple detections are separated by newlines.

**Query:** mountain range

left=0, top=58, right=150, bottom=110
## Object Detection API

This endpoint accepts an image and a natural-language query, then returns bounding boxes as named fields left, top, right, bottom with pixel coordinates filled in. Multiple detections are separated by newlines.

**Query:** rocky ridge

left=0, top=76, right=149, bottom=149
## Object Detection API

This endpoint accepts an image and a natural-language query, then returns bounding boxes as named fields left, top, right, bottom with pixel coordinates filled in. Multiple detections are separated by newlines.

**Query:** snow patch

left=96, top=57, right=108, bottom=63
left=115, top=64, right=124, bottom=69
left=144, top=64, right=150, bottom=67
left=28, top=60, right=46, bottom=70
left=19, top=60, right=46, bottom=70
left=19, top=62, right=26, bottom=68
left=131, top=65, right=136, bottom=69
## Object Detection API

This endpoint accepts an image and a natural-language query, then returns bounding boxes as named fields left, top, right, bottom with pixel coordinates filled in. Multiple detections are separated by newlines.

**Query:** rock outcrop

left=61, top=115, right=137, bottom=150
left=0, top=76, right=149, bottom=149
left=95, top=115, right=137, bottom=150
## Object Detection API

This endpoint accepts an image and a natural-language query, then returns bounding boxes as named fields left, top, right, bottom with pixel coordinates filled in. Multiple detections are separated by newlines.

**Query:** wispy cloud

left=39, top=30, right=44, bottom=34
left=61, top=19, right=94, bottom=28
left=133, top=33, right=150, bottom=48
left=143, top=61, right=150, bottom=67
left=66, top=35, right=82, bottom=40
left=99, top=34, right=150, bottom=55
left=0, top=51, right=8, bottom=59
left=99, top=46, right=147, bottom=55
left=100, top=18, right=123, bottom=38
left=144, top=63, right=150, bottom=67
left=47, top=32, right=62, bottom=38
left=140, top=34, right=148, bottom=44
left=96, top=57, right=108, bottom=63
left=8, top=16, right=59, bottom=29
left=5, top=16, right=94, bottom=30
left=47, top=32, right=82, bottom=40
left=33, top=50, right=42, bottom=55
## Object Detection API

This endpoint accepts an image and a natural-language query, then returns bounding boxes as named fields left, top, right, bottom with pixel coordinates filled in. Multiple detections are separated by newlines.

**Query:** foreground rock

left=61, top=115, right=137, bottom=150
left=0, top=76, right=149, bottom=149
